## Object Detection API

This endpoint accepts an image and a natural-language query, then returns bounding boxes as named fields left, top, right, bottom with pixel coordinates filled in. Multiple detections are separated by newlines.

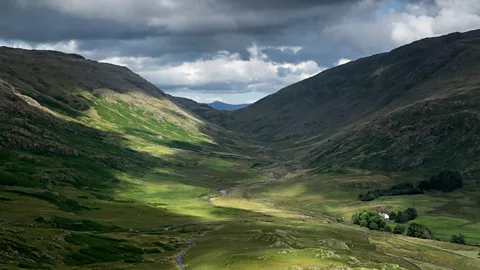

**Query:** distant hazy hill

left=170, top=95, right=232, bottom=124
left=208, top=101, right=249, bottom=111
left=223, top=29, right=480, bottom=176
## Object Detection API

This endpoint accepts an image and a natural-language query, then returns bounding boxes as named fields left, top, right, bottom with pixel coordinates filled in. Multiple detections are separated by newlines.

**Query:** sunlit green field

left=251, top=171, right=480, bottom=245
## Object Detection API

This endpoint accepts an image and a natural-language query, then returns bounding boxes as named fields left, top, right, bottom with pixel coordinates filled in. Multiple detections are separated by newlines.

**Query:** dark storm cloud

left=0, top=1, right=162, bottom=42
left=0, top=0, right=436, bottom=62
left=0, top=0, right=369, bottom=45
left=2, top=1, right=341, bottom=67
left=1, top=0, right=474, bottom=101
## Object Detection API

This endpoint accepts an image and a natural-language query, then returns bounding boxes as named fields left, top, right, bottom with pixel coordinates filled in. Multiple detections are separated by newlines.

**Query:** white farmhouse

left=379, top=213, right=390, bottom=220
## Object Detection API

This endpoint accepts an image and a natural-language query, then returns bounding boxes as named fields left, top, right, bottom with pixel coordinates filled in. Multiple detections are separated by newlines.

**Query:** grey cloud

left=0, top=0, right=373, bottom=43
left=0, top=0, right=476, bottom=98
left=0, top=1, right=161, bottom=42
left=276, top=67, right=292, bottom=78
left=0, top=0, right=430, bottom=63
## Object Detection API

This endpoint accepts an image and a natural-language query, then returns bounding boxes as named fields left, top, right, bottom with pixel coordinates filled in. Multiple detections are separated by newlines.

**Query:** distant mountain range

left=208, top=101, right=249, bottom=111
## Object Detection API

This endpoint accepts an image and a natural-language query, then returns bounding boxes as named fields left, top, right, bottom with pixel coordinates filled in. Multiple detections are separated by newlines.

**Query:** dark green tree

left=353, top=211, right=387, bottom=231
left=451, top=234, right=466, bottom=244
left=405, top=207, right=418, bottom=220
left=393, top=224, right=405, bottom=234
left=418, top=171, right=463, bottom=192
left=407, top=223, right=433, bottom=239
left=352, top=214, right=360, bottom=225
left=395, top=211, right=409, bottom=223
left=417, top=179, right=431, bottom=190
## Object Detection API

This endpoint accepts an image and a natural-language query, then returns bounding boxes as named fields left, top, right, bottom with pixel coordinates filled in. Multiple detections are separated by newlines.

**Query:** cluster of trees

left=351, top=210, right=470, bottom=244
left=389, top=207, right=417, bottom=223
left=359, top=171, right=463, bottom=201
left=353, top=208, right=418, bottom=231
left=418, top=171, right=463, bottom=192
left=392, top=223, right=434, bottom=239
left=352, top=214, right=434, bottom=240
left=352, top=208, right=435, bottom=240
left=359, top=183, right=423, bottom=201
left=406, top=223, right=434, bottom=239
left=352, top=211, right=388, bottom=231
left=393, top=224, right=405, bottom=234
left=451, top=234, right=466, bottom=244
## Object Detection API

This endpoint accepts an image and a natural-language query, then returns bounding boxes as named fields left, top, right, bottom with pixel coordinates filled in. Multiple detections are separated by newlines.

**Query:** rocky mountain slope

left=219, top=30, right=480, bottom=177
left=0, top=46, right=245, bottom=151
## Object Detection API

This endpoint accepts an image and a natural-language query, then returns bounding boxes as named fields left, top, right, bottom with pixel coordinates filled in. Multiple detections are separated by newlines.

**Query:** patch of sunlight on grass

left=129, top=143, right=176, bottom=157
left=112, top=173, right=255, bottom=222
left=211, top=197, right=307, bottom=219
left=265, top=182, right=307, bottom=197
left=198, top=158, right=235, bottom=171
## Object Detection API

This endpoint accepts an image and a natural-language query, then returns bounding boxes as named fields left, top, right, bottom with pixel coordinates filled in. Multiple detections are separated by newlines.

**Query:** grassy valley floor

left=176, top=167, right=480, bottom=270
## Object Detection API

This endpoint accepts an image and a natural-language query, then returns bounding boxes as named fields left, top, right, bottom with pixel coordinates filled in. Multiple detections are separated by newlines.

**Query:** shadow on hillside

left=124, top=127, right=218, bottom=153
left=0, top=88, right=261, bottom=228
left=0, top=47, right=169, bottom=116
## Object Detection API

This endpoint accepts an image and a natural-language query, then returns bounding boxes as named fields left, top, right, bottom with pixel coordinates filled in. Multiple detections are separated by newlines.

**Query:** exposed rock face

left=0, top=81, right=79, bottom=156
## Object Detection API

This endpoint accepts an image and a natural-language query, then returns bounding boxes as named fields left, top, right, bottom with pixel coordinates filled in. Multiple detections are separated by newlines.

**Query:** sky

left=1, top=0, right=480, bottom=104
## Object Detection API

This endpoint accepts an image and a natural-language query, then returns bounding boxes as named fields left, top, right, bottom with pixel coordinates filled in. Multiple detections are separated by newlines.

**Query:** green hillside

left=224, top=30, right=480, bottom=177
left=0, top=48, right=267, bottom=269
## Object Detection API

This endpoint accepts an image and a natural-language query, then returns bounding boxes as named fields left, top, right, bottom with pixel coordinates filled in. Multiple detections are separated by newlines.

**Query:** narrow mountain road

left=333, top=222, right=480, bottom=261
left=244, top=180, right=267, bottom=198
left=175, top=243, right=195, bottom=270
left=206, top=188, right=229, bottom=204
left=394, top=236, right=480, bottom=261
left=244, top=180, right=279, bottom=209
left=175, top=189, right=227, bottom=270
left=175, top=225, right=225, bottom=270
left=243, top=163, right=285, bottom=207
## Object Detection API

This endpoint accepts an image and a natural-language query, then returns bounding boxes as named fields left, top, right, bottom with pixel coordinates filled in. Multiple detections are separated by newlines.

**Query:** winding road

left=175, top=225, right=225, bottom=270
left=174, top=189, right=228, bottom=270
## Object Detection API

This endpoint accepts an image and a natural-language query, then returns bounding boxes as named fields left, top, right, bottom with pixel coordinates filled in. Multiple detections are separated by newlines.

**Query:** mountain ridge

left=227, top=30, right=478, bottom=139
left=212, top=29, right=480, bottom=177
left=208, top=101, right=249, bottom=111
